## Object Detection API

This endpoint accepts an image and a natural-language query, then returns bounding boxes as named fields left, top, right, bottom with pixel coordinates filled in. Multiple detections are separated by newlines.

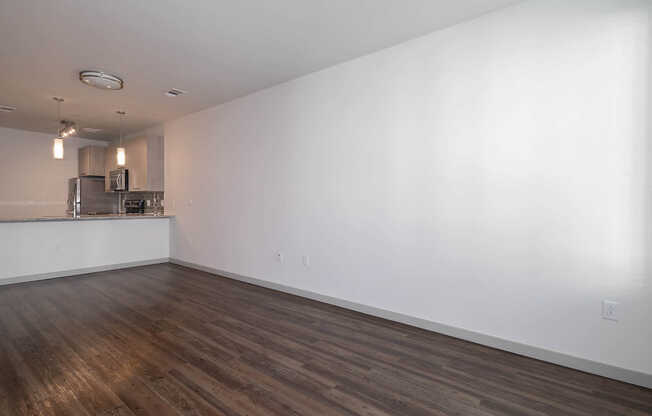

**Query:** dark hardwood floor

left=0, top=263, right=650, bottom=416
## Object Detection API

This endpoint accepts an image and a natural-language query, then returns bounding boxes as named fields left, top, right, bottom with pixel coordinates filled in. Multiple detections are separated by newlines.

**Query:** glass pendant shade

left=52, top=97, right=65, bottom=160
left=116, top=110, right=127, bottom=166
left=53, top=138, right=64, bottom=159
left=116, top=147, right=126, bottom=166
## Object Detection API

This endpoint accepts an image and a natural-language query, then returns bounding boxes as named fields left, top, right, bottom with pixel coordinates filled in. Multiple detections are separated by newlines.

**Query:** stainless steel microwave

left=109, top=168, right=129, bottom=192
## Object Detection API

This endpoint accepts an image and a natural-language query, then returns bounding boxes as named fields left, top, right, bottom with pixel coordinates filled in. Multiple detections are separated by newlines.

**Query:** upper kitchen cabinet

left=122, top=135, right=164, bottom=192
left=79, top=146, right=106, bottom=176
left=146, top=135, right=164, bottom=192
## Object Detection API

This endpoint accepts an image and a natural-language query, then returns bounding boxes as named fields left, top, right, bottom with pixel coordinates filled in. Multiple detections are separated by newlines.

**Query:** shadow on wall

left=643, top=6, right=652, bottom=309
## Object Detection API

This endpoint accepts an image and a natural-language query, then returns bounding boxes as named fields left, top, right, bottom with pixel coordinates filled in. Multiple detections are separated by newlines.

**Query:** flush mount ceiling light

left=79, top=71, right=124, bottom=90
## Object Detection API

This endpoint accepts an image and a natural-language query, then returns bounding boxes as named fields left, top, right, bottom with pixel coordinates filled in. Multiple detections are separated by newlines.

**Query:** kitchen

left=0, top=90, right=172, bottom=283
left=73, top=124, right=165, bottom=218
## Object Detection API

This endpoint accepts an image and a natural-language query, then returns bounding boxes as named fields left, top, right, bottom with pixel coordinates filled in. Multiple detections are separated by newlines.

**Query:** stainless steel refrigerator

left=67, top=177, right=117, bottom=216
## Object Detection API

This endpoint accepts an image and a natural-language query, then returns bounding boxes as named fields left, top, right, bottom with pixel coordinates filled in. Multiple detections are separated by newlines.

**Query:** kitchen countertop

left=0, top=213, right=175, bottom=224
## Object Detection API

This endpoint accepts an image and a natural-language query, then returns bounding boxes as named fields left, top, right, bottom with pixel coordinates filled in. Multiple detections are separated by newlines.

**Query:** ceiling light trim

left=79, top=71, right=124, bottom=90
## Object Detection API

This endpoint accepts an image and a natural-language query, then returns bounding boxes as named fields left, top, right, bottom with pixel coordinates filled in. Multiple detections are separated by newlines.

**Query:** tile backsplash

left=123, top=191, right=164, bottom=213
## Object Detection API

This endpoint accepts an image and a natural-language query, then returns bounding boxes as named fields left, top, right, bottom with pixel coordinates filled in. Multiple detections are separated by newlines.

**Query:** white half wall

left=0, top=219, right=170, bottom=283
left=165, top=0, right=652, bottom=380
left=0, top=126, right=108, bottom=218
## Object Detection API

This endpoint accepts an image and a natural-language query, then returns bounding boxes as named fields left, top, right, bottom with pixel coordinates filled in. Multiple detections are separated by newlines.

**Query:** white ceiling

left=0, top=0, right=521, bottom=140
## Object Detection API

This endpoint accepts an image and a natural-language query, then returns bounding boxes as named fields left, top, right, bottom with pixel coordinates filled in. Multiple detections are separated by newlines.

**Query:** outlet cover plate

left=602, top=300, right=619, bottom=321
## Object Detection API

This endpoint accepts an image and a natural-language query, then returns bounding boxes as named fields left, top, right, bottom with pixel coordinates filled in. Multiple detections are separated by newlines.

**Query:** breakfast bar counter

left=0, top=214, right=173, bottom=285
left=0, top=213, right=174, bottom=223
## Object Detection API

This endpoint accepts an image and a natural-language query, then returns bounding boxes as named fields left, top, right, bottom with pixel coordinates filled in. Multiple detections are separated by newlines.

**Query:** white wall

left=0, top=218, right=170, bottom=282
left=165, top=0, right=652, bottom=376
left=0, top=127, right=108, bottom=218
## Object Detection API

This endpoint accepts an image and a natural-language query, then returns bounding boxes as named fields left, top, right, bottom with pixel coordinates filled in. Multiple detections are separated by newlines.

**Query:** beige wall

left=0, top=126, right=107, bottom=218
left=166, top=0, right=652, bottom=380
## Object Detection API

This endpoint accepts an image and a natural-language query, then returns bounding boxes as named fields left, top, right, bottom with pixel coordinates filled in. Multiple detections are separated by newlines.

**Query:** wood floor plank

left=91, top=264, right=652, bottom=414
left=41, top=282, right=227, bottom=416
left=0, top=263, right=650, bottom=416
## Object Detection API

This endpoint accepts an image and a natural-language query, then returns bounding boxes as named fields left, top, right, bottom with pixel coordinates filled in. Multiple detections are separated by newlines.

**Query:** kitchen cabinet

left=78, top=146, right=105, bottom=176
left=104, top=135, right=164, bottom=192
left=146, top=135, right=164, bottom=191
left=126, top=136, right=148, bottom=191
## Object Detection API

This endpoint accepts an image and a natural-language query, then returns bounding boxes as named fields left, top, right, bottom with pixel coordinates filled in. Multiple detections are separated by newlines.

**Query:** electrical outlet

left=602, top=300, right=619, bottom=321
left=302, top=255, right=310, bottom=268
left=275, top=252, right=284, bottom=264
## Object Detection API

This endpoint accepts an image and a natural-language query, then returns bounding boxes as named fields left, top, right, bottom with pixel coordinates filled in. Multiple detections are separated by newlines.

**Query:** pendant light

left=116, top=110, right=126, bottom=166
left=59, top=121, right=77, bottom=138
left=52, top=97, right=65, bottom=160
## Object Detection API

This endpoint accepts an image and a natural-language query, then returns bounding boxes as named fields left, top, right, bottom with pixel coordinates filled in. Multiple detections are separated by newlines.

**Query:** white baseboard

left=0, top=258, right=170, bottom=287
left=169, top=258, right=652, bottom=389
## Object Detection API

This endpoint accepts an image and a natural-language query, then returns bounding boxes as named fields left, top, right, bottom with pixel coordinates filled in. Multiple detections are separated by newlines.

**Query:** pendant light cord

left=117, top=110, right=125, bottom=146
left=53, top=97, right=64, bottom=136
